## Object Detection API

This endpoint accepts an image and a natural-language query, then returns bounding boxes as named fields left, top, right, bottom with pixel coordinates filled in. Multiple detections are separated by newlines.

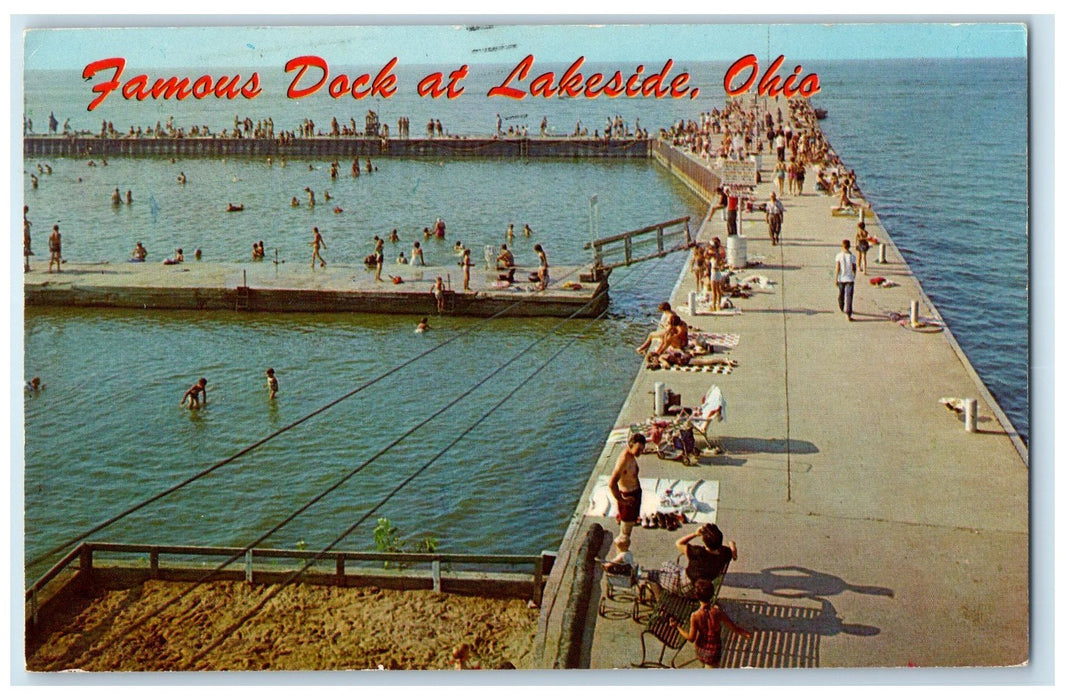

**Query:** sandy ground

left=26, top=580, right=538, bottom=672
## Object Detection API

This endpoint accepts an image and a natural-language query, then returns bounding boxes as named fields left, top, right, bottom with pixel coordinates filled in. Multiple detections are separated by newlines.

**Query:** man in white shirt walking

left=834, top=239, right=857, bottom=321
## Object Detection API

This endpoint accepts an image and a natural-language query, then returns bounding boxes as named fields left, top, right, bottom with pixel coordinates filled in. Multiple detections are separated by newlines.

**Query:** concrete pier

left=536, top=136, right=1028, bottom=668
left=24, top=135, right=651, bottom=160
left=24, top=261, right=609, bottom=318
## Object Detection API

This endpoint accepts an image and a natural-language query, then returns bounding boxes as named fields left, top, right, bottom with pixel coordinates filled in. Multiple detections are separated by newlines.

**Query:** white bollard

left=859, top=207, right=866, bottom=225
left=654, top=382, right=666, bottom=416
left=910, top=300, right=920, bottom=327
left=964, top=398, right=978, bottom=432
left=878, top=242, right=887, bottom=264
left=688, top=290, right=698, bottom=316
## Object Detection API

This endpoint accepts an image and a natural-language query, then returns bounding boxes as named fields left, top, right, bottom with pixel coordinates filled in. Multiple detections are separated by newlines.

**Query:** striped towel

left=690, top=332, right=740, bottom=349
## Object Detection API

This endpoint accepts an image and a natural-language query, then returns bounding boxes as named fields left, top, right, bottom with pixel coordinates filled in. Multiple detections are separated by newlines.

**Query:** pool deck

left=23, top=261, right=609, bottom=318
left=535, top=134, right=1028, bottom=669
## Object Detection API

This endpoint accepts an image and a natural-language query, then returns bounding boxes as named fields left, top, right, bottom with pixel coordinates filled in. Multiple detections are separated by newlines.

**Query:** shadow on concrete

left=743, top=307, right=831, bottom=315
left=717, top=598, right=825, bottom=668
left=723, top=437, right=819, bottom=455
left=717, top=565, right=889, bottom=655
left=695, top=455, right=748, bottom=468
left=726, top=565, right=893, bottom=602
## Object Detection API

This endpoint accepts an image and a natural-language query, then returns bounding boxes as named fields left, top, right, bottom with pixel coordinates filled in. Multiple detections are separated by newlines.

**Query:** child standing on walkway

left=670, top=579, right=752, bottom=668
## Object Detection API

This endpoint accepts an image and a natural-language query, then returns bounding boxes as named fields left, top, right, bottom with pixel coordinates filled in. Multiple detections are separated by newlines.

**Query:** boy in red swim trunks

left=610, top=433, right=646, bottom=540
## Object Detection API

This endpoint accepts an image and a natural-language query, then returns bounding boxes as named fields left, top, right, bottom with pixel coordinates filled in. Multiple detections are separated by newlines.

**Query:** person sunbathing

left=832, top=189, right=856, bottom=213
left=660, top=313, right=689, bottom=351
left=636, top=302, right=679, bottom=355
left=649, top=346, right=693, bottom=369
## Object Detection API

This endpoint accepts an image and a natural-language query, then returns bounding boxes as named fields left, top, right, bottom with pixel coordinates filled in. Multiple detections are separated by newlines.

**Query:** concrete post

left=964, top=399, right=978, bottom=433
left=654, top=382, right=666, bottom=416
left=688, top=290, right=697, bottom=316
left=910, top=300, right=920, bottom=327
left=878, top=243, right=887, bottom=264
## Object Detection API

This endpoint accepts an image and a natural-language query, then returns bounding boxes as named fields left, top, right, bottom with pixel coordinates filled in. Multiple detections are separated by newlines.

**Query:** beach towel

left=658, top=363, right=734, bottom=374
left=689, top=332, right=740, bottom=350
left=585, top=476, right=720, bottom=523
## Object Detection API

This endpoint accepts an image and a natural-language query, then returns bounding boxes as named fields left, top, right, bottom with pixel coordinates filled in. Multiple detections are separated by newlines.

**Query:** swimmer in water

left=181, top=377, right=208, bottom=409
left=130, top=241, right=147, bottom=262
left=25, top=376, right=42, bottom=393
left=265, top=368, right=278, bottom=400
left=416, top=317, right=430, bottom=333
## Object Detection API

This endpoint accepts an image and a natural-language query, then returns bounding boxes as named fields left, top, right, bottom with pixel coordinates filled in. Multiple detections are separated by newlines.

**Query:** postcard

left=16, top=20, right=1037, bottom=678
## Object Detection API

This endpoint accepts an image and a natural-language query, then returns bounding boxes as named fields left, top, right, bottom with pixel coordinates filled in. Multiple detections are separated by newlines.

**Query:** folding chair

left=632, top=591, right=700, bottom=668
left=682, top=385, right=726, bottom=454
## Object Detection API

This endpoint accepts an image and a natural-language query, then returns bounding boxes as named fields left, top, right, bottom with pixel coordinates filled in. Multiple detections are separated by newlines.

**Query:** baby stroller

left=657, top=417, right=698, bottom=466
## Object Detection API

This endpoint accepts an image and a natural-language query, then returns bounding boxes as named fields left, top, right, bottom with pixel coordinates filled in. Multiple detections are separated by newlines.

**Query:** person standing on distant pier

left=431, top=276, right=447, bottom=313
left=311, top=227, right=327, bottom=269
left=609, top=432, right=646, bottom=541
left=725, top=189, right=740, bottom=237
left=373, top=236, right=385, bottom=282
left=265, top=368, right=279, bottom=400
left=834, top=239, right=857, bottom=321
left=765, top=192, right=785, bottom=246
left=48, top=225, right=62, bottom=273
left=460, top=246, right=473, bottom=292
left=534, top=244, right=549, bottom=290
left=854, top=222, right=871, bottom=274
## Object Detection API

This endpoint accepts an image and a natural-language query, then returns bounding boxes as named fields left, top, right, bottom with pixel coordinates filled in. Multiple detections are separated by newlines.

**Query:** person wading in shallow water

left=181, top=378, right=208, bottom=409
left=265, top=368, right=279, bottom=400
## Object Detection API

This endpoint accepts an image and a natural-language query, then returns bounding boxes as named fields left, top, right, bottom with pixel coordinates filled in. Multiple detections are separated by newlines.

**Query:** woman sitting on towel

left=661, top=313, right=689, bottom=351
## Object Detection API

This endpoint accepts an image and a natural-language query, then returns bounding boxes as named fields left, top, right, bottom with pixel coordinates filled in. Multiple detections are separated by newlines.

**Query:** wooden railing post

left=532, top=556, right=544, bottom=607
left=78, top=544, right=94, bottom=593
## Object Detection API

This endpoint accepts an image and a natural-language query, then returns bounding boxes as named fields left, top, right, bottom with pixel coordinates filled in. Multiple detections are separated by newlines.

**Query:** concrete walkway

left=536, top=131, right=1028, bottom=670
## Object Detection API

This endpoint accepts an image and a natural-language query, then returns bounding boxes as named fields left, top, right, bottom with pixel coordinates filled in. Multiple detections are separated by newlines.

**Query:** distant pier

left=24, top=261, right=610, bottom=318
left=24, top=135, right=652, bottom=160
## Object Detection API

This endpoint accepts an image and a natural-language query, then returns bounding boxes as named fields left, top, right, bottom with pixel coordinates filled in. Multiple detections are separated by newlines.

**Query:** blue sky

left=21, top=22, right=1028, bottom=71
